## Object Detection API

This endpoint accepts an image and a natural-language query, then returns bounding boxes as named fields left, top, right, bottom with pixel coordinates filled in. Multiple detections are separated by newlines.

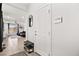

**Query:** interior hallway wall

left=26, top=3, right=79, bottom=56
left=26, top=3, right=52, bottom=56
left=52, top=3, right=79, bottom=56
left=26, top=3, right=49, bottom=42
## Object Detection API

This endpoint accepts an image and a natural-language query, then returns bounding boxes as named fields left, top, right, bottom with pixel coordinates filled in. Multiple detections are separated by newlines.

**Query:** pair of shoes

left=0, top=49, right=3, bottom=52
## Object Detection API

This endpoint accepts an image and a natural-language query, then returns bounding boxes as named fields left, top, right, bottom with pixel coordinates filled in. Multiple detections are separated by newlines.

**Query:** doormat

left=11, top=51, right=27, bottom=56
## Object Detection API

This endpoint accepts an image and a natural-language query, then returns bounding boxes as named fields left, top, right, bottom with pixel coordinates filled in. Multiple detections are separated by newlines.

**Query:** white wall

left=26, top=3, right=51, bottom=56
left=26, top=3, right=79, bottom=56
left=52, top=3, right=79, bottom=56
left=26, top=3, right=49, bottom=42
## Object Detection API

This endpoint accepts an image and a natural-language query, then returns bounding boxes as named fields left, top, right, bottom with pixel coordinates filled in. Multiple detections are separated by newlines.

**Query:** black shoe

left=0, top=49, right=3, bottom=52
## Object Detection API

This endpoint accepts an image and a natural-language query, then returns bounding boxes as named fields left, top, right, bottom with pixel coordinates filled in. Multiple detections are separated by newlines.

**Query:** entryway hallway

left=0, top=35, right=25, bottom=56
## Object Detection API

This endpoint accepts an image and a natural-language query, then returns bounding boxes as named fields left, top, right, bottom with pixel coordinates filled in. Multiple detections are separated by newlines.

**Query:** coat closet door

left=34, top=5, right=51, bottom=56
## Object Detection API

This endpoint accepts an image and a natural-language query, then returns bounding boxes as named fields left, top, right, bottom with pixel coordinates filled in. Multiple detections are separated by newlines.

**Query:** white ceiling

left=2, top=3, right=30, bottom=23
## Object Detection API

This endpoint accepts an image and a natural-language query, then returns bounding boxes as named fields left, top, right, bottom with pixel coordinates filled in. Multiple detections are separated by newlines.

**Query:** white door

left=34, top=5, right=51, bottom=56
left=52, top=4, right=79, bottom=56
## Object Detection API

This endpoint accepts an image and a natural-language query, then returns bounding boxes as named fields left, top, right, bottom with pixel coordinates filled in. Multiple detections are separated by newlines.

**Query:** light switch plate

left=54, top=17, right=63, bottom=24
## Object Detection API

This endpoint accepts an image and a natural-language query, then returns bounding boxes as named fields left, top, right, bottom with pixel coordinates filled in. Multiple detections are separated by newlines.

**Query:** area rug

left=11, top=51, right=27, bottom=56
